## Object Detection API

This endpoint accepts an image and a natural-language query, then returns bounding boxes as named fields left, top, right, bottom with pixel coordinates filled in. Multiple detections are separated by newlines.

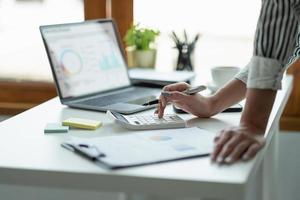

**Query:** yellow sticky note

left=62, top=118, right=102, bottom=130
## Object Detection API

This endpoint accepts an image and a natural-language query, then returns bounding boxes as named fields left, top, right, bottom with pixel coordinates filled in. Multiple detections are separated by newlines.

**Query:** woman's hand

left=211, top=125, right=265, bottom=164
left=156, top=82, right=215, bottom=118
left=212, top=88, right=276, bottom=164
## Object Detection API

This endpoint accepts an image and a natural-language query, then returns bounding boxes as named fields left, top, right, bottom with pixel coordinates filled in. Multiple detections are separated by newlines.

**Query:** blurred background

left=0, top=0, right=260, bottom=81
left=0, top=0, right=260, bottom=119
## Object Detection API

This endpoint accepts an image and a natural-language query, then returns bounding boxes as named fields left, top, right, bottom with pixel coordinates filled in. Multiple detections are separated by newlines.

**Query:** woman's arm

left=156, top=78, right=246, bottom=118
left=209, top=78, right=247, bottom=115
left=212, top=0, right=299, bottom=163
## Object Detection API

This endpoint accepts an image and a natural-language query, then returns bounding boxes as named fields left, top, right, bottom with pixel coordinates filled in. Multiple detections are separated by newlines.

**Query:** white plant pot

left=126, top=47, right=157, bottom=68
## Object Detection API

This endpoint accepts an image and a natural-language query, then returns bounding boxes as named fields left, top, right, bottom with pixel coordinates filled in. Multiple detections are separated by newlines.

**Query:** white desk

left=0, top=76, right=293, bottom=200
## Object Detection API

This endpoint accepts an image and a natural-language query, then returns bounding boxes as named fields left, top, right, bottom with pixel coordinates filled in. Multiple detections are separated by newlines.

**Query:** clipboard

left=62, top=127, right=215, bottom=169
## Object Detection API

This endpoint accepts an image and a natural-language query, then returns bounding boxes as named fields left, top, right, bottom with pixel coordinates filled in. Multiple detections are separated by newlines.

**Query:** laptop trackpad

left=127, top=95, right=156, bottom=105
left=103, top=96, right=157, bottom=114
left=103, top=103, right=143, bottom=113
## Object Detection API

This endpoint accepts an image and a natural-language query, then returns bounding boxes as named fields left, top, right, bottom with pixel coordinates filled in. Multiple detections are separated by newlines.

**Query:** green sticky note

left=44, top=123, right=69, bottom=133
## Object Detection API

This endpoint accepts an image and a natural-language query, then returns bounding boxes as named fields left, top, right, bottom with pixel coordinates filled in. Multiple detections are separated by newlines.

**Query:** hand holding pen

left=154, top=82, right=215, bottom=118
left=146, top=83, right=210, bottom=118
left=143, top=85, right=206, bottom=106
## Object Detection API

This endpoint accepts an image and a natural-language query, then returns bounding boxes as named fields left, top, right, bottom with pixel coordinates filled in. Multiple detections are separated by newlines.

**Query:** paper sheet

left=66, top=127, right=216, bottom=168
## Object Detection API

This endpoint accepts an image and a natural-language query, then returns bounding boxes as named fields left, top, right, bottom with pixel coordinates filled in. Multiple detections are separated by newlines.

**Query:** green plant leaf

left=124, top=24, right=160, bottom=50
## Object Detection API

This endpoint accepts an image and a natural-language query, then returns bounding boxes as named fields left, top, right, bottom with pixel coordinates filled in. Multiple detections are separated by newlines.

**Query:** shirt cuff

left=246, top=56, right=284, bottom=90
left=235, top=64, right=249, bottom=84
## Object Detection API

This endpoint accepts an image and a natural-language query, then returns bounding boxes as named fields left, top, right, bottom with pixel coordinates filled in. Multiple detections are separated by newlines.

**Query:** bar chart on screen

left=44, top=23, right=130, bottom=98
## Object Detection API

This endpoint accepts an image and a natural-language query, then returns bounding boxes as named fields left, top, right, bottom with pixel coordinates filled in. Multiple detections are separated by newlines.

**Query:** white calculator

left=107, top=110, right=186, bottom=130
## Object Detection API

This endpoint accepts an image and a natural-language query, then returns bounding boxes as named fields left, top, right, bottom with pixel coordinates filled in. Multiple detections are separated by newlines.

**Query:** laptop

left=40, top=19, right=159, bottom=114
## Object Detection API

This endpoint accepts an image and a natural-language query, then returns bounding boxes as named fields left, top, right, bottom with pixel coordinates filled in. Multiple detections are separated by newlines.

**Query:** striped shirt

left=235, top=0, right=300, bottom=90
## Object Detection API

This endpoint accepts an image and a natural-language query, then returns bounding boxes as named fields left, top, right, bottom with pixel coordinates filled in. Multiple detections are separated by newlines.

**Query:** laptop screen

left=41, top=21, right=130, bottom=98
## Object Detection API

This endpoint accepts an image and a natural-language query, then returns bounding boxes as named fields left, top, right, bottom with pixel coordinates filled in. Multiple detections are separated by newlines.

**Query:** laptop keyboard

left=76, top=88, right=156, bottom=107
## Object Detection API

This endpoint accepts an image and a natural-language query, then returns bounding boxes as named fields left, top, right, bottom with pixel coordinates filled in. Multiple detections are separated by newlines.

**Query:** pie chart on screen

left=60, top=49, right=83, bottom=76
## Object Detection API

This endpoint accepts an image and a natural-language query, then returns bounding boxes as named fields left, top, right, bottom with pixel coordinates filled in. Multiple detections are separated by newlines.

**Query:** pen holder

left=171, top=31, right=200, bottom=71
left=176, top=45, right=194, bottom=71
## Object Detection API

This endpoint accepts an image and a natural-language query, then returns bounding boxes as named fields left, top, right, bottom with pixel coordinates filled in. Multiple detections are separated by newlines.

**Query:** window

left=0, top=0, right=84, bottom=115
left=0, top=0, right=84, bottom=81
left=134, top=0, right=261, bottom=83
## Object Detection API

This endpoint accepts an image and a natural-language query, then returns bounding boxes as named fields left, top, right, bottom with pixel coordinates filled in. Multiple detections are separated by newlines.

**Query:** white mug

left=211, top=66, right=240, bottom=88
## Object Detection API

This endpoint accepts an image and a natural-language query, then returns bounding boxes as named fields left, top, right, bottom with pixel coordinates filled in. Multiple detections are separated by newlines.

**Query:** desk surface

left=0, top=76, right=293, bottom=199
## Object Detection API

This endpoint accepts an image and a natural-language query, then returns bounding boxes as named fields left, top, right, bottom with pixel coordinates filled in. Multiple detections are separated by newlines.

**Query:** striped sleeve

left=235, top=0, right=299, bottom=90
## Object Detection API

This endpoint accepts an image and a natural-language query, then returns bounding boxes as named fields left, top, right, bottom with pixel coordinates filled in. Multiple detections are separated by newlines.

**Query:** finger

left=211, top=132, right=233, bottom=161
left=165, top=91, right=189, bottom=102
left=214, top=136, right=220, bottom=142
left=162, top=98, right=168, bottom=109
left=215, top=130, right=226, bottom=141
left=217, top=134, right=245, bottom=163
left=213, top=133, right=224, bottom=143
left=163, top=82, right=190, bottom=92
left=157, top=100, right=164, bottom=118
left=242, top=143, right=262, bottom=161
left=160, top=96, right=167, bottom=108
left=157, top=96, right=167, bottom=117
left=156, top=102, right=160, bottom=116
left=225, top=141, right=251, bottom=163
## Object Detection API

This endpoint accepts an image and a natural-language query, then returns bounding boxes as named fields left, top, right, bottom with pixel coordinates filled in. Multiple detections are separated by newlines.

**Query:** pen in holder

left=171, top=30, right=201, bottom=71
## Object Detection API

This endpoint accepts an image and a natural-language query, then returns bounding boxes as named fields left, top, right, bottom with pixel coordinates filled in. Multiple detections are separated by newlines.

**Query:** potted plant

left=124, top=24, right=160, bottom=68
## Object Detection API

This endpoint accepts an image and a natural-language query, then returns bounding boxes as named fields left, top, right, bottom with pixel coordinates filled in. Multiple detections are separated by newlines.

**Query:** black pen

left=142, top=85, right=206, bottom=106
left=142, top=99, right=160, bottom=106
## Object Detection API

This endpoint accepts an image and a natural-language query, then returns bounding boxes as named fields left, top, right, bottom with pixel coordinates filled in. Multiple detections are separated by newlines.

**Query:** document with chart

left=62, top=127, right=216, bottom=169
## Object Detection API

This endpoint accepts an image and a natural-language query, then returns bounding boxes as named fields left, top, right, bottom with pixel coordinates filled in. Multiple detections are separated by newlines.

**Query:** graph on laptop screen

left=42, top=22, right=130, bottom=98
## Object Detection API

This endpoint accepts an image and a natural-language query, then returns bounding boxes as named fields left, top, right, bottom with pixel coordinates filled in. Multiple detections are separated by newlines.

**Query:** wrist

left=239, top=115, right=267, bottom=134
left=192, top=95, right=217, bottom=118
left=207, top=92, right=226, bottom=115
left=239, top=121, right=265, bottom=135
left=240, top=89, right=277, bottom=134
left=206, top=94, right=220, bottom=116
